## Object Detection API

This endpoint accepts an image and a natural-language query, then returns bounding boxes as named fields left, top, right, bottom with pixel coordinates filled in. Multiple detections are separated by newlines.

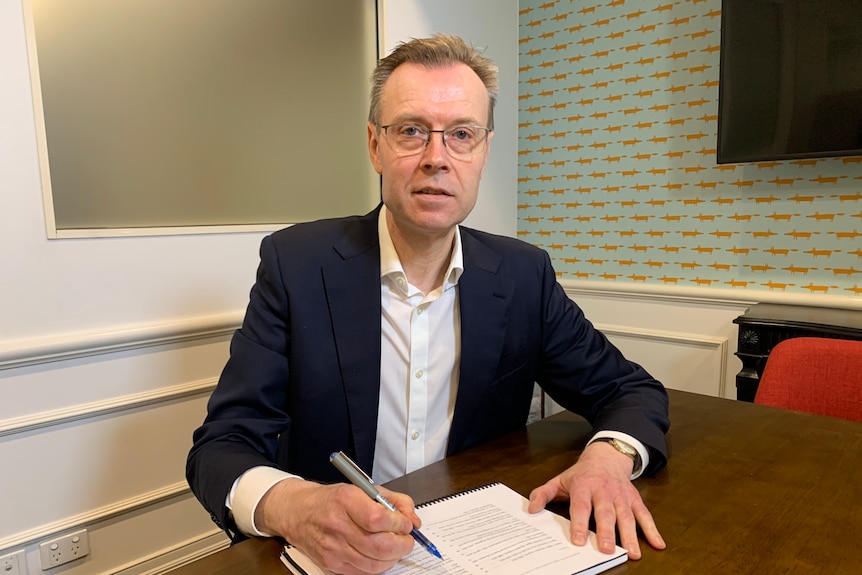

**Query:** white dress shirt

left=226, top=206, right=647, bottom=536
left=373, top=205, right=462, bottom=483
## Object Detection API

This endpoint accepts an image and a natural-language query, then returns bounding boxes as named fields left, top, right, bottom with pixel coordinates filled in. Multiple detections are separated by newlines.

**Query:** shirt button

left=417, top=306, right=424, bottom=315
left=411, top=431, right=420, bottom=440
left=415, top=369, right=423, bottom=379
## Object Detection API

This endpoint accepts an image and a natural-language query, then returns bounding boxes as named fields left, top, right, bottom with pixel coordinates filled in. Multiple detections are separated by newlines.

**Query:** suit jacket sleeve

left=185, top=210, right=384, bottom=541
left=455, top=228, right=669, bottom=477
left=185, top=233, right=294, bottom=539
left=532, top=250, right=669, bottom=475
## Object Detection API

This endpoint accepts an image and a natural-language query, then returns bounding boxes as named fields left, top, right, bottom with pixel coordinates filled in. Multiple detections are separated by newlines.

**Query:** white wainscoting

left=596, top=323, right=729, bottom=397
left=562, top=280, right=755, bottom=403
left=3, top=283, right=858, bottom=572
left=0, top=318, right=232, bottom=574
left=562, top=279, right=862, bottom=405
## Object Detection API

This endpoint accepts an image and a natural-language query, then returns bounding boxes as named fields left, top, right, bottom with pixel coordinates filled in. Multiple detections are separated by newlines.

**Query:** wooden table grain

left=171, top=389, right=862, bottom=574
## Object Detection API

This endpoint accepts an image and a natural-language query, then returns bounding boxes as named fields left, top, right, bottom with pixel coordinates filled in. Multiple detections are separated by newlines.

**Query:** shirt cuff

left=226, top=466, right=301, bottom=537
left=587, top=431, right=650, bottom=480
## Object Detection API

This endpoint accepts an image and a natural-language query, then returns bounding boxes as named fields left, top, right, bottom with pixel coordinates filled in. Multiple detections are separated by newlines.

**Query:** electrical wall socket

left=39, top=529, right=90, bottom=570
left=0, top=550, right=26, bottom=575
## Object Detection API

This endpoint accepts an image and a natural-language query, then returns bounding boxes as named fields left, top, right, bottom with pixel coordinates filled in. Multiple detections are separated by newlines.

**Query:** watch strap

left=592, top=437, right=643, bottom=476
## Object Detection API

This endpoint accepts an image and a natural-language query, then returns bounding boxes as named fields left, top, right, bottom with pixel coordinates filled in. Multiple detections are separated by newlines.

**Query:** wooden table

left=171, top=390, right=862, bottom=574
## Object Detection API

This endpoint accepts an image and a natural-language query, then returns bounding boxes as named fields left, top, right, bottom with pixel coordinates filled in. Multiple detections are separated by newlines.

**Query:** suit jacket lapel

left=449, top=229, right=515, bottom=454
left=321, top=208, right=382, bottom=472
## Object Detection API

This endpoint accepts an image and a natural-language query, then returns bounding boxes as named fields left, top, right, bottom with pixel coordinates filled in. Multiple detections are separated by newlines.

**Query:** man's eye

left=399, top=125, right=425, bottom=137
left=449, top=128, right=475, bottom=141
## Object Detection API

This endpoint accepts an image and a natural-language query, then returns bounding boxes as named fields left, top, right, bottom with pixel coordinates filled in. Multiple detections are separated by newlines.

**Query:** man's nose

left=420, top=131, right=450, bottom=165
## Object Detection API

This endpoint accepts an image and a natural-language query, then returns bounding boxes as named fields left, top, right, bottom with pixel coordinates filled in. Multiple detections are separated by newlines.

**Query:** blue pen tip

left=429, top=544, right=442, bottom=559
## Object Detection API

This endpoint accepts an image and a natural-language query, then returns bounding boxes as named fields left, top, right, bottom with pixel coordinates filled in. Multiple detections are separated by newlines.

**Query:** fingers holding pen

left=378, top=486, right=422, bottom=529
left=344, top=484, right=415, bottom=537
left=338, top=485, right=417, bottom=570
left=258, top=479, right=414, bottom=574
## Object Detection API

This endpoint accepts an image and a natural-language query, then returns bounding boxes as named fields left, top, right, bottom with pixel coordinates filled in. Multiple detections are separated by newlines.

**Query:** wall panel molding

left=562, top=279, right=862, bottom=311
left=0, top=481, right=192, bottom=551
left=101, top=532, right=228, bottom=575
left=0, top=311, right=242, bottom=371
left=1, top=274, right=853, bottom=373
left=594, top=322, right=729, bottom=396
left=595, top=322, right=727, bottom=349
left=0, top=377, right=217, bottom=438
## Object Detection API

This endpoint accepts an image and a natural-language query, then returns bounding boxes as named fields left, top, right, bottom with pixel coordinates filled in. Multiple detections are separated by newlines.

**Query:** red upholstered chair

left=754, top=337, right=862, bottom=422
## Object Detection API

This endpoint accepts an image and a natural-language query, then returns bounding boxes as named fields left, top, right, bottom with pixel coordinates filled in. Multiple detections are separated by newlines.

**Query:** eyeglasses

left=378, top=123, right=491, bottom=159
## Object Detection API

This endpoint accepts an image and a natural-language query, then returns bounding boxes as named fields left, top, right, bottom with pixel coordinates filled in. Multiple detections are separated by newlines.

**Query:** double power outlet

left=39, top=529, right=90, bottom=569
left=0, top=550, right=25, bottom=575
left=0, top=528, right=90, bottom=574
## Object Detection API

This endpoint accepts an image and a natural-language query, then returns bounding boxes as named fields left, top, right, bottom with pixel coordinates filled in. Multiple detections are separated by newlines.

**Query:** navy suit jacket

left=187, top=205, right=669, bottom=539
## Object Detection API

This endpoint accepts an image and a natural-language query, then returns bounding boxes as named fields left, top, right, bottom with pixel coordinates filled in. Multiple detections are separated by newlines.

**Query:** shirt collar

left=378, top=205, right=464, bottom=290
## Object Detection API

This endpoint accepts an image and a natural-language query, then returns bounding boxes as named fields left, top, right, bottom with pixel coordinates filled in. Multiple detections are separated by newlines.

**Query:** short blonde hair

left=369, top=34, right=499, bottom=130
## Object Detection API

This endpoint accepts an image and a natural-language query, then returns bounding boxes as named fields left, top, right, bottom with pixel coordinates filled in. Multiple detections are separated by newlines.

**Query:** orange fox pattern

left=518, top=0, right=862, bottom=296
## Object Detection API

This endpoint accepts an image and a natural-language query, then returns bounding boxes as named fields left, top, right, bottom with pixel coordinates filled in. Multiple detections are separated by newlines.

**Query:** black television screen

left=717, top=0, right=862, bottom=164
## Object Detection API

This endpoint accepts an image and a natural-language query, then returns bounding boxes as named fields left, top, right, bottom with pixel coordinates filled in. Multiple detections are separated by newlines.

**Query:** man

left=187, top=34, right=669, bottom=575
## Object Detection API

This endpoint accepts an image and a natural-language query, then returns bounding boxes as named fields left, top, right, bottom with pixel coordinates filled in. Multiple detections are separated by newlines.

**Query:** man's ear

left=367, top=122, right=383, bottom=175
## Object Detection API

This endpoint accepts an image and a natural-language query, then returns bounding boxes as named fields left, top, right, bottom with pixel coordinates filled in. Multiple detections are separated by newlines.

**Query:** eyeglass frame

left=375, top=123, right=492, bottom=159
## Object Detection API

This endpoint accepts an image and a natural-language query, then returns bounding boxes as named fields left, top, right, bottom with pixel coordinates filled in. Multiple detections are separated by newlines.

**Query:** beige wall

left=0, top=1, right=517, bottom=573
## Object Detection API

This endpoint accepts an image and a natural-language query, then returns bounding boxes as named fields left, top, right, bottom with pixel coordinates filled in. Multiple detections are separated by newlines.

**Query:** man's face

left=368, top=62, right=492, bottom=241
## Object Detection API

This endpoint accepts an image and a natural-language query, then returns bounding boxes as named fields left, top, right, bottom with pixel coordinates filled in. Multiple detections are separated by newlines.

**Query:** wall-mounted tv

left=717, top=0, right=862, bottom=164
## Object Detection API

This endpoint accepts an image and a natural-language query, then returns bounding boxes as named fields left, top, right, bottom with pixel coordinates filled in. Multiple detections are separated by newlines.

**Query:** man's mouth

left=414, top=188, right=451, bottom=196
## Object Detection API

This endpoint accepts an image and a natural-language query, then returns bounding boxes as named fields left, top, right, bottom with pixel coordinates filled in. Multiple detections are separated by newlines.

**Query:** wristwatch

left=593, top=437, right=643, bottom=475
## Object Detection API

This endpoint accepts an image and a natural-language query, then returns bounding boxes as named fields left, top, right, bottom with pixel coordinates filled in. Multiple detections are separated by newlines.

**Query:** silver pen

left=329, top=451, right=442, bottom=559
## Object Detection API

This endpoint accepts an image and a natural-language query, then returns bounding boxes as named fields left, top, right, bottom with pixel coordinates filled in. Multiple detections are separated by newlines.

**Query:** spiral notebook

left=281, top=482, right=627, bottom=575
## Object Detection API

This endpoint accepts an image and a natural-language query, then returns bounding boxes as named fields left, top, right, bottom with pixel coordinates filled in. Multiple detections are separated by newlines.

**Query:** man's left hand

left=527, top=441, right=665, bottom=559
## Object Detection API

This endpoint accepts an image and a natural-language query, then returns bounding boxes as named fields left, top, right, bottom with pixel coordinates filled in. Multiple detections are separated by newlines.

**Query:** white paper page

left=281, top=483, right=626, bottom=575
left=388, top=483, right=626, bottom=575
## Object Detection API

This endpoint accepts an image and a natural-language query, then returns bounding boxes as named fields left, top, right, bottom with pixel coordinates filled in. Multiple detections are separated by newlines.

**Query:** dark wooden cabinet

left=733, top=303, right=862, bottom=402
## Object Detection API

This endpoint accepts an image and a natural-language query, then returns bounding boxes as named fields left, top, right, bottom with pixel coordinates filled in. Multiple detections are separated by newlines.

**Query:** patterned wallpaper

left=517, top=0, right=862, bottom=297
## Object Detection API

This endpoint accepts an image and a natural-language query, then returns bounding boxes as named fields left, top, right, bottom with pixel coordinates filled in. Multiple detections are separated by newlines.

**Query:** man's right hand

left=255, top=478, right=420, bottom=575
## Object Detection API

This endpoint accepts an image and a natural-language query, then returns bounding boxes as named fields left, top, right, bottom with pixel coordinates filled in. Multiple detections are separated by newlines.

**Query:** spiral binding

left=415, top=481, right=501, bottom=509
